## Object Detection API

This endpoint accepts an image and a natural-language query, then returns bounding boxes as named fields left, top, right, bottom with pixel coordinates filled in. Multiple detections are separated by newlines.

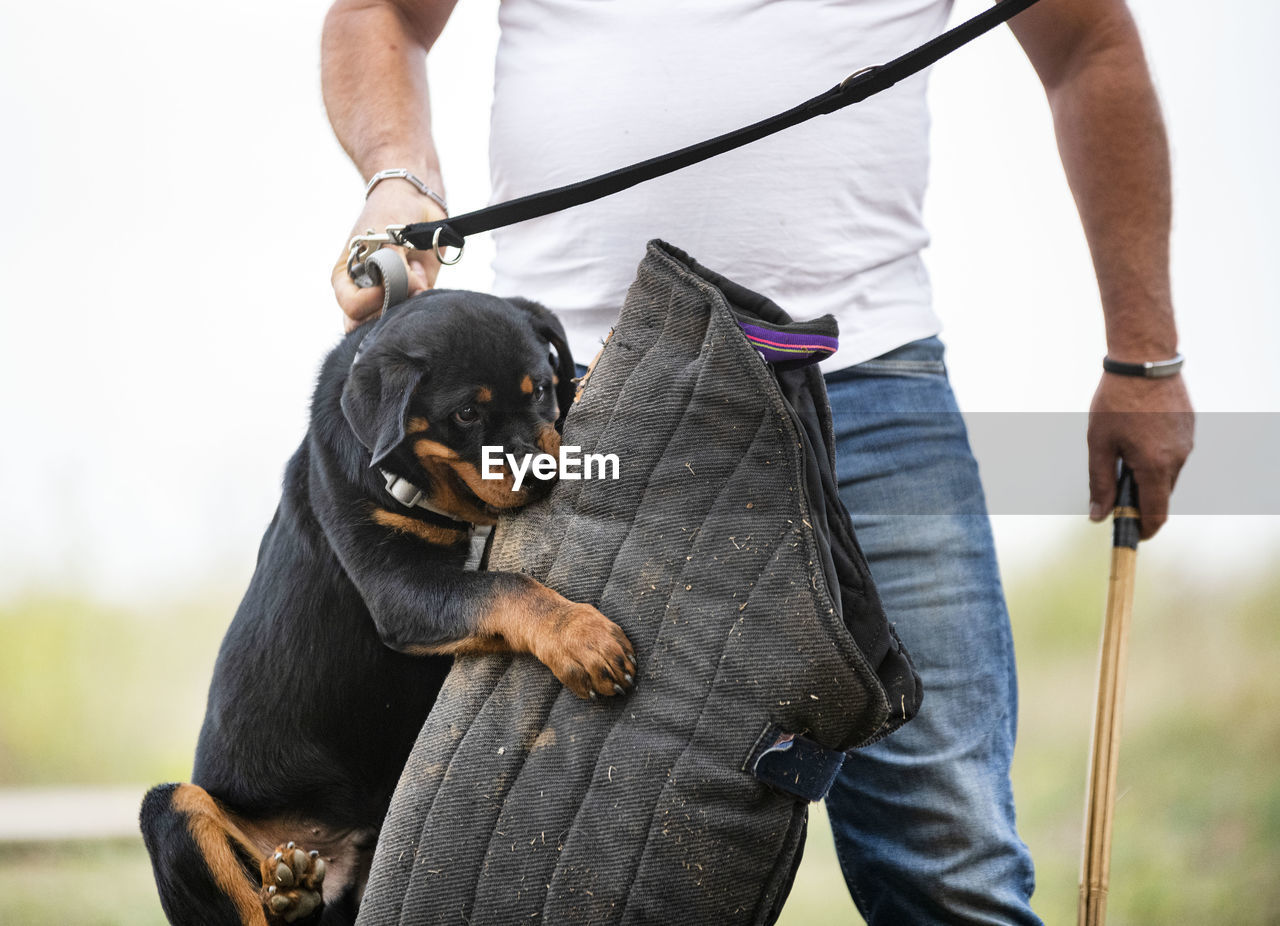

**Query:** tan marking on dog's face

left=520, top=375, right=534, bottom=395
left=372, top=508, right=467, bottom=546
left=475, top=386, right=493, bottom=403
left=406, top=417, right=430, bottom=435
left=447, top=459, right=532, bottom=509
left=171, top=785, right=271, bottom=926
left=536, top=423, right=560, bottom=457
left=412, top=436, right=541, bottom=518
left=413, top=439, right=460, bottom=463
left=416, top=458, right=500, bottom=525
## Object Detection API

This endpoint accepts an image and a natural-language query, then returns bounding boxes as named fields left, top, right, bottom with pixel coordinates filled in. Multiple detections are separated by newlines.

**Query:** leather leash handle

left=1079, top=465, right=1140, bottom=926
left=397, top=0, right=1044, bottom=251
left=352, top=248, right=411, bottom=312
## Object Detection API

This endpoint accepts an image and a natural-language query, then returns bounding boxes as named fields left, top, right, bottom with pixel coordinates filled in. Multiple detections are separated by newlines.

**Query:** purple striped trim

left=738, top=322, right=838, bottom=366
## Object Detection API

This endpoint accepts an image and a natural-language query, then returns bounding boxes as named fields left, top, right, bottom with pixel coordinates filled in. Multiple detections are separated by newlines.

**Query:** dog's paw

left=540, top=603, right=637, bottom=700
left=260, top=842, right=325, bottom=923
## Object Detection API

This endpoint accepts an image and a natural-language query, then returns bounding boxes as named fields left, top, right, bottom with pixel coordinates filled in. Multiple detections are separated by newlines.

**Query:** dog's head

left=340, top=290, right=577, bottom=523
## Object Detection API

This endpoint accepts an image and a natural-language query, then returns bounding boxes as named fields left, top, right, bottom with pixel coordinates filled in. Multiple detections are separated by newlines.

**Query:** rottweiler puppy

left=140, top=291, right=636, bottom=925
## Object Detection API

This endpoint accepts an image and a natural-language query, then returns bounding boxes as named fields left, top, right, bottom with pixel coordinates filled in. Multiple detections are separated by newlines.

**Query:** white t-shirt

left=488, top=0, right=953, bottom=370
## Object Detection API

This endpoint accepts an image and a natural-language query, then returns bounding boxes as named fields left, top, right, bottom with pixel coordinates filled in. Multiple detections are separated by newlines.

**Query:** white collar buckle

left=381, top=468, right=427, bottom=509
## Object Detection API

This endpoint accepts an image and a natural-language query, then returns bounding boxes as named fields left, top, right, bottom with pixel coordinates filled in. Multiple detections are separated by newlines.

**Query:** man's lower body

left=822, top=337, right=1041, bottom=925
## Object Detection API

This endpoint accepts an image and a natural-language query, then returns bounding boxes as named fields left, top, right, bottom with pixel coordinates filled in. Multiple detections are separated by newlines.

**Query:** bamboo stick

left=1078, top=466, right=1140, bottom=926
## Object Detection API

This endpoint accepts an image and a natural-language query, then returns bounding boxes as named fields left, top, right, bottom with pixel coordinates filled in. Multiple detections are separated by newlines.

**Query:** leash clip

left=346, top=225, right=412, bottom=281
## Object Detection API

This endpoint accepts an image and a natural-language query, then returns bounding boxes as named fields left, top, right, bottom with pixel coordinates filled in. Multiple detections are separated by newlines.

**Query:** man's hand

left=332, top=181, right=448, bottom=332
left=1087, top=373, right=1194, bottom=540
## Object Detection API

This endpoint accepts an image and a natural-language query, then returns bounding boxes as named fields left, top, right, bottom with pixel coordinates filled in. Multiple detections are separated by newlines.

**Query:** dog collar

left=379, top=468, right=491, bottom=570
left=381, top=468, right=433, bottom=511
left=380, top=468, right=474, bottom=522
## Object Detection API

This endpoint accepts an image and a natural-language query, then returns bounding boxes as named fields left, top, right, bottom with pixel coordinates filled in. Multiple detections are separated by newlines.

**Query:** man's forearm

left=1053, top=42, right=1175, bottom=359
left=321, top=0, right=455, bottom=190
left=323, top=0, right=458, bottom=327
left=1018, top=4, right=1178, bottom=362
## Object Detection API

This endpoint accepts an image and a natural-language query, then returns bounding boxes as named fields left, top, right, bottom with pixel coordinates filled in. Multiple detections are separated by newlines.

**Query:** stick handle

left=1078, top=465, right=1140, bottom=926
left=1111, top=465, right=1140, bottom=552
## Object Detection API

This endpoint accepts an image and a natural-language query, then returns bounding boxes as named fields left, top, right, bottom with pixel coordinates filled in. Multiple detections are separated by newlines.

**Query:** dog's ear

left=507, top=297, right=577, bottom=428
left=340, top=355, right=427, bottom=467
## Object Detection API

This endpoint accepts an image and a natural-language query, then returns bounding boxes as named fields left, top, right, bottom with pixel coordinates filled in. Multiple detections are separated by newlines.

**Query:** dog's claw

left=613, top=684, right=626, bottom=695
left=274, top=851, right=283, bottom=860
left=286, top=841, right=295, bottom=850
left=267, top=885, right=277, bottom=895
left=309, top=850, right=319, bottom=859
left=588, top=690, right=597, bottom=700
left=624, top=673, right=633, bottom=684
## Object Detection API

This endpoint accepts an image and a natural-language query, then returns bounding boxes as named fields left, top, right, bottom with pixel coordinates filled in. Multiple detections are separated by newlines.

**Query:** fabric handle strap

left=399, top=0, right=1042, bottom=251
left=746, top=725, right=848, bottom=803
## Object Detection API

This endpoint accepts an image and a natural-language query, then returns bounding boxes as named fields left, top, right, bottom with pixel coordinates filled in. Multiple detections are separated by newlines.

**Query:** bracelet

left=364, top=169, right=448, bottom=214
left=1102, top=352, right=1184, bottom=378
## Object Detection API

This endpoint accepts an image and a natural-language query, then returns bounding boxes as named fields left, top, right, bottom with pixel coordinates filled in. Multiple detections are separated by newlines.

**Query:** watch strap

left=1102, top=353, right=1184, bottom=378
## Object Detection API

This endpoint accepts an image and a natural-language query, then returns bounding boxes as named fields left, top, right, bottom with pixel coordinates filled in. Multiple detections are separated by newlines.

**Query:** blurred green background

left=1, top=529, right=1277, bottom=925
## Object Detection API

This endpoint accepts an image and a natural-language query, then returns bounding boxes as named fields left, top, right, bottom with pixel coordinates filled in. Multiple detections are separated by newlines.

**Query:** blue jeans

left=822, top=337, right=1040, bottom=924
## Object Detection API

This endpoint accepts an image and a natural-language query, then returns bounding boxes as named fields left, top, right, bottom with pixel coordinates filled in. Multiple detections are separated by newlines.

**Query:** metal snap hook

left=346, top=227, right=419, bottom=281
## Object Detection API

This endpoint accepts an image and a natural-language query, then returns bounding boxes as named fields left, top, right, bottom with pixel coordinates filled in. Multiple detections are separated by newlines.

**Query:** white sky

left=0, top=0, right=1276, bottom=603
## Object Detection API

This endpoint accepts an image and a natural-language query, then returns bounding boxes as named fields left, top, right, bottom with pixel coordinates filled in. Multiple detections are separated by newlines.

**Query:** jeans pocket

left=829, top=337, right=948, bottom=381
left=848, top=357, right=947, bottom=377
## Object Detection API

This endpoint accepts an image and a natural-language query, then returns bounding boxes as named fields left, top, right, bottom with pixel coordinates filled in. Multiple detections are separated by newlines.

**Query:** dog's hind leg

left=140, top=783, right=326, bottom=925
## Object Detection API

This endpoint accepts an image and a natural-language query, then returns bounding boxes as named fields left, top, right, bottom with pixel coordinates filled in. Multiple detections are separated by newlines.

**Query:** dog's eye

left=453, top=406, right=479, bottom=425
left=533, top=383, right=549, bottom=401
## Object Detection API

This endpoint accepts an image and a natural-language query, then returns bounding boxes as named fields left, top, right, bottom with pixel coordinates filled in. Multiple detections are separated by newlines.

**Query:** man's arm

left=1011, top=0, right=1193, bottom=539
left=322, top=0, right=459, bottom=329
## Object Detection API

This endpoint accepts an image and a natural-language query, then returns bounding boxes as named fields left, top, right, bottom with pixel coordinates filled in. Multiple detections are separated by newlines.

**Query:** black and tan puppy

left=140, top=291, right=636, bottom=925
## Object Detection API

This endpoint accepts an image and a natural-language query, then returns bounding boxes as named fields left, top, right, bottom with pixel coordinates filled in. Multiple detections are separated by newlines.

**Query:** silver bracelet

left=364, top=169, right=448, bottom=214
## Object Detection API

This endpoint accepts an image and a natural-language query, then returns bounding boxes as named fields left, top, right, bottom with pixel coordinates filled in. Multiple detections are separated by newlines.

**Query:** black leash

left=391, top=0, right=1042, bottom=258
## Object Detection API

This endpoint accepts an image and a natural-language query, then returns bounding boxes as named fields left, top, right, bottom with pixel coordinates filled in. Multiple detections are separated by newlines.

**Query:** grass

left=1, top=532, right=1277, bottom=924
left=0, top=841, right=166, bottom=926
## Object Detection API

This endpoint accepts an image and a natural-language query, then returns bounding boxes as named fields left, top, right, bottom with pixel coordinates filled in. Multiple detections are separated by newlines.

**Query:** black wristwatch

left=1102, top=353, right=1184, bottom=379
